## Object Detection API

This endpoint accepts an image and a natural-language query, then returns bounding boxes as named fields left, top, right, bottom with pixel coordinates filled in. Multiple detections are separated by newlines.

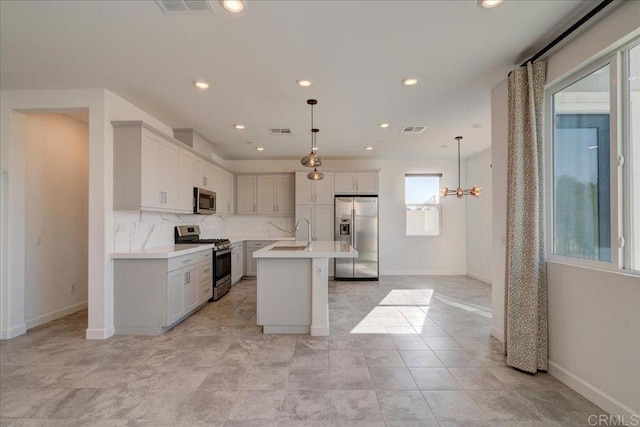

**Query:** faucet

left=295, top=217, right=312, bottom=246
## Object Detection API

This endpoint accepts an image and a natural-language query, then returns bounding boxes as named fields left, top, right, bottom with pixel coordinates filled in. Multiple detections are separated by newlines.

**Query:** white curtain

left=504, top=61, right=548, bottom=373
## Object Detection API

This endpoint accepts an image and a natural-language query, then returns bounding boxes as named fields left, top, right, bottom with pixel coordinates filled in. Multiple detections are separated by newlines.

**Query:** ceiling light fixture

left=379, top=122, right=390, bottom=128
left=402, top=77, right=419, bottom=86
left=220, top=0, right=244, bottom=13
left=365, top=146, right=374, bottom=151
left=478, top=0, right=504, bottom=8
left=256, top=147, right=264, bottom=151
left=234, top=124, right=245, bottom=130
left=300, top=99, right=324, bottom=180
left=296, top=79, right=313, bottom=87
left=193, top=80, right=210, bottom=90
left=441, top=136, right=481, bottom=198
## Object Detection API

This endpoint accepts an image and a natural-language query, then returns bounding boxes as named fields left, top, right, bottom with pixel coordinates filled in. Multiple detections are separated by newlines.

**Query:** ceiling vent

left=400, top=126, right=427, bottom=134
left=269, top=128, right=292, bottom=135
left=155, top=0, right=215, bottom=14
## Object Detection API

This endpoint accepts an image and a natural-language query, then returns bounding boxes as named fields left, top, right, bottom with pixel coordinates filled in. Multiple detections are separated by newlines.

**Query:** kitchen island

left=253, top=241, right=358, bottom=336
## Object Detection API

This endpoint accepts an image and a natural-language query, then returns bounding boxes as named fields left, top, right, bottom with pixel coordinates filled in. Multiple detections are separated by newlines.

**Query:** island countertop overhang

left=253, top=241, right=358, bottom=259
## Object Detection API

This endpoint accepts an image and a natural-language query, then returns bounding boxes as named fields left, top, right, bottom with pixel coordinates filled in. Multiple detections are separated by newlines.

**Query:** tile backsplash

left=114, top=211, right=295, bottom=252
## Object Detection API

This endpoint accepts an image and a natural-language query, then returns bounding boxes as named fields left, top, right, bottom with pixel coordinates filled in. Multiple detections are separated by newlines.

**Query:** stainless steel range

left=175, top=225, right=232, bottom=301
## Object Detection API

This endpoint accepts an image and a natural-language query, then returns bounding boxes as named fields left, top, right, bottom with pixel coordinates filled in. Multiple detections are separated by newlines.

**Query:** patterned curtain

left=504, top=61, right=548, bottom=373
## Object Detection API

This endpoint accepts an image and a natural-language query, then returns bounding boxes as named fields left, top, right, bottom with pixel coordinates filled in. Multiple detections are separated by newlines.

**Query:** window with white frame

left=405, top=174, right=441, bottom=236
left=548, top=38, right=639, bottom=272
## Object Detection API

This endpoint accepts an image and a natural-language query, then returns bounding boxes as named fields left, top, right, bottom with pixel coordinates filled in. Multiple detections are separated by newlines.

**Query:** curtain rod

left=511, top=0, right=615, bottom=73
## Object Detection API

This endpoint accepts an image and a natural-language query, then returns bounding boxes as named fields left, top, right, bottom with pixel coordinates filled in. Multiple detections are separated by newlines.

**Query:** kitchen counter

left=111, top=243, right=215, bottom=259
left=228, top=236, right=295, bottom=244
left=254, top=241, right=358, bottom=336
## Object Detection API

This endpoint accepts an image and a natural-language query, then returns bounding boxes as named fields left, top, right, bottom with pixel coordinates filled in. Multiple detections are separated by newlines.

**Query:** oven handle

left=215, top=248, right=231, bottom=256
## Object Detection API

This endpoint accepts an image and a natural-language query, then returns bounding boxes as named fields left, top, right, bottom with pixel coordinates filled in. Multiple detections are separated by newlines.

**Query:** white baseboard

left=548, top=361, right=639, bottom=419
left=380, top=270, right=467, bottom=276
left=467, top=271, right=492, bottom=284
left=491, top=326, right=504, bottom=342
left=25, top=301, right=87, bottom=329
left=85, top=326, right=115, bottom=340
left=0, top=323, right=27, bottom=340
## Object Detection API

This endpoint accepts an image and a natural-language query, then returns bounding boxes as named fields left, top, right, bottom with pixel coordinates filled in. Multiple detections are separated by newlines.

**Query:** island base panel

left=263, top=325, right=310, bottom=334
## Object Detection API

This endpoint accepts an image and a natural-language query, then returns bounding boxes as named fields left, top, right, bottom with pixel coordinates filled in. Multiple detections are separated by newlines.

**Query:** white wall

left=465, top=148, right=492, bottom=284
left=229, top=158, right=468, bottom=275
left=490, top=0, right=640, bottom=418
left=24, top=113, right=89, bottom=327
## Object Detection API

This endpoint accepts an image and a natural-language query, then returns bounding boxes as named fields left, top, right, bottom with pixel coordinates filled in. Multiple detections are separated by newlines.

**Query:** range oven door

left=211, top=248, right=232, bottom=301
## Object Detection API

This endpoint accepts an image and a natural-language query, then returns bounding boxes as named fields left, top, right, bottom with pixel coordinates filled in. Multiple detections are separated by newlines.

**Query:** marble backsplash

left=114, top=211, right=295, bottom=252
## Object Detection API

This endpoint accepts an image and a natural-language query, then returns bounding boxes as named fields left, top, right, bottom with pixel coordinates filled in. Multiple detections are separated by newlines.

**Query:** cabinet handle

left=185, top=272, right=190, bottom=284
left=228, top=202, right=230, bottom=211
left=203, top=268, right=210, bottom=273
left=160, top=192, right=163, bottom=203
left=276, top=204, right=279, bottom=213
left=182, top=258, right=191, bottom=263
left=253, top=204, right=256, bottom=212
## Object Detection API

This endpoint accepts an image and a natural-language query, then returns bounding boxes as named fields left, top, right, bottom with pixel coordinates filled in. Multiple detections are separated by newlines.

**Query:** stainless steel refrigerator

left=334, top=196, right=379, bottom=280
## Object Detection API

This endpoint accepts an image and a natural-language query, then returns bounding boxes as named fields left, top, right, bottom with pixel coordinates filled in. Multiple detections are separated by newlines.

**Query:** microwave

left=194, top=187, right=216, bottom=214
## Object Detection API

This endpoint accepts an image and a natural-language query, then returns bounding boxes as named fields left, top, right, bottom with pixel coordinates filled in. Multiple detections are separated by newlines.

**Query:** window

left=405, top=174, right=441, bottom=236
left=548, top=38, right=639, bottom=272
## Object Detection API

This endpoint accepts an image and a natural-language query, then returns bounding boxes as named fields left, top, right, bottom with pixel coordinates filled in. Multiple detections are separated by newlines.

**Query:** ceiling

left=0, top=0, right=594, bottom=161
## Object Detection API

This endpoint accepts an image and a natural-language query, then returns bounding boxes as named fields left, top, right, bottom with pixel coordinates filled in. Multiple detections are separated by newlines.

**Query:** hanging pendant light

left=441, top=136, right=481, bottom=198
left=307, top=167, right=324, bottom=181
left=301, top=99, right=323, bottom=168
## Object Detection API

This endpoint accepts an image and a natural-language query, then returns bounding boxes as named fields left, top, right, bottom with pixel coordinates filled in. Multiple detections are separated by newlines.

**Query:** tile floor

left=0, top=276, right=606, bottom=426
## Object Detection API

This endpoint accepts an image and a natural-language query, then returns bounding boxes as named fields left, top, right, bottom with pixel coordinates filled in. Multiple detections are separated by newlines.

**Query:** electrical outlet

left=34, top=234, right=42, bottom=245
left=70, top=283, right=76, bottom=293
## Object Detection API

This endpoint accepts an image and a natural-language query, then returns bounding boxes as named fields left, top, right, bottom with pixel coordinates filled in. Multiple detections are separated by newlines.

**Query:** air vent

left=269, top=129, right=292, bottom=135
left=400, top=126, right=427, bottom=134
left=155, top=0, right=215, bottom=13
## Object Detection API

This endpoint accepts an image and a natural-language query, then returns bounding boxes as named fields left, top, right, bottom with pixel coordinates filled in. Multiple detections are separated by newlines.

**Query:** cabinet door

left=211, top=166, right=222, bottom=197
left=295, top=172, right=314, bottom=204
left=314, top=172, right=334, bottom=204
left=334, top=173, right=356, bottom=194
left=314, top=205, right=334, bottom=241
left=295, top=205, right=314, bottom=241
left=224, top=171, right=235, bottom=213
left=178, top=149, right=195, bottom=213
left=184, top=265, right=199, bottom=313
left=159, top=140, right=179, bottom=210
left=232, top=247, right=243, bottom=285
left=140, top=131, right=161, bottom=209
left=356, top=172, right=378, bottom=194
left=236, top=175, right=256, bottom=215
left=256, top=176, right=277, bottom=215
left=192, top=157, right=206, bottom=188
left=276, top=175, right=295, bottom=215
left=167, top=269, right=185, bottom=325
left=203, top=162, right=214, bottom=191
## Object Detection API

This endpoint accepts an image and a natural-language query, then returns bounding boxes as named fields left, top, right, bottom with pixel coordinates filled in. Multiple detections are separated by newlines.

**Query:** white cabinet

left=334, top=172, right=378, bottom=195
left=178, top=149, right=195, bottom=213
left=213, top=167, right=235, bottom=214
left=295, top=171, right=334, bottom=205
left=295, top=204, right=335, bottom=276
left=236, top=175, right=257, bottom=215
left=245, top=240, right=274, bottom=276
left=231, top=241, right=244, bottom=285
left=224, top=170, right=235, bottom=214
left=132, top=127, right=179, bottom=211
left=114, top=249, right=212, bottom=335
left=239, top=174, right=294, bottom=216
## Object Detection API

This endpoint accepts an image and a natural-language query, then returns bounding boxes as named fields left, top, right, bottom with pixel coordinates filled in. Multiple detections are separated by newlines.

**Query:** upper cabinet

left=216, top=168, right=235, bottom=214
left=114, top=122, right=181, bottom=212
left=334, top=171, right=378, bottom=195
left=295, top=172, right=334, bottom=205
left=237, top=174, right=294, bottom=216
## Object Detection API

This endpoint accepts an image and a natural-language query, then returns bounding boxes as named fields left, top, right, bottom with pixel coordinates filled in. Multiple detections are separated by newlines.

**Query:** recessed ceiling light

left=379, top=122, right=390, bottom=128
left=256, top=147, right=264, bottom=151
left=220, top=0, right=245, bottom=13
left=296, top=79, right=313, bottom=87
left=234, top=124, right=245, bottom=130
left=402, top=77, right=419, bottom=86
left=478, top=0, right=503, bottom=8
left=365, top=146, right=374, bottom=151
left=193, top=80, right=210, bottom=90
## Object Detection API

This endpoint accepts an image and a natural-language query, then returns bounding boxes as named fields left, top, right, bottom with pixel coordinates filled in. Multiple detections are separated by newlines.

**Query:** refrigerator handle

left=352, top=208, right=356, bottom=249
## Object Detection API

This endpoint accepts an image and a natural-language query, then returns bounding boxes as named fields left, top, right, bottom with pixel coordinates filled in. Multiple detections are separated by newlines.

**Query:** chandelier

left=300, top=99, right=324, bottom=180
left=441, top=136, right=481, bottom=198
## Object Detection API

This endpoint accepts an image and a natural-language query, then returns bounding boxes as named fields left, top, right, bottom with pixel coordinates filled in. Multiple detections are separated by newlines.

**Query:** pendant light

left=441, top=136, right=481, bottom=198
left=301, top=99, right=322, bottom=168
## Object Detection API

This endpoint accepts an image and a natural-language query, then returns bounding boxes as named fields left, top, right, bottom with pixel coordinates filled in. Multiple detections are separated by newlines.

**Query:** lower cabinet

left=231, top=241, right=244, bottom=285
left=115, top=249, right=212, bottom=335
left=245, top=240, right=275, bottom=276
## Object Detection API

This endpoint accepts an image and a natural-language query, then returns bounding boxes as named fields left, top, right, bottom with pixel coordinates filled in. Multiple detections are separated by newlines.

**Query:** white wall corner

left=0, top=323, right=27, bottom=340
left=490, top=326, right=504, bottom=342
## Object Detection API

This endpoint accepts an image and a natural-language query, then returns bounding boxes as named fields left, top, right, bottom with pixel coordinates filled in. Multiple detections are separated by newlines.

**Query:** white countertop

left=228, top=236, right=295, bottom=244
left=253, top=241, right=358, bottom=259
left=111, top=243, right=215, bottom=259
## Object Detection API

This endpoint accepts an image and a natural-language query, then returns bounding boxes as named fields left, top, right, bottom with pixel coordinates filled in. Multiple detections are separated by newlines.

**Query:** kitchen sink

left=269, top=245, right=308, bottom=251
